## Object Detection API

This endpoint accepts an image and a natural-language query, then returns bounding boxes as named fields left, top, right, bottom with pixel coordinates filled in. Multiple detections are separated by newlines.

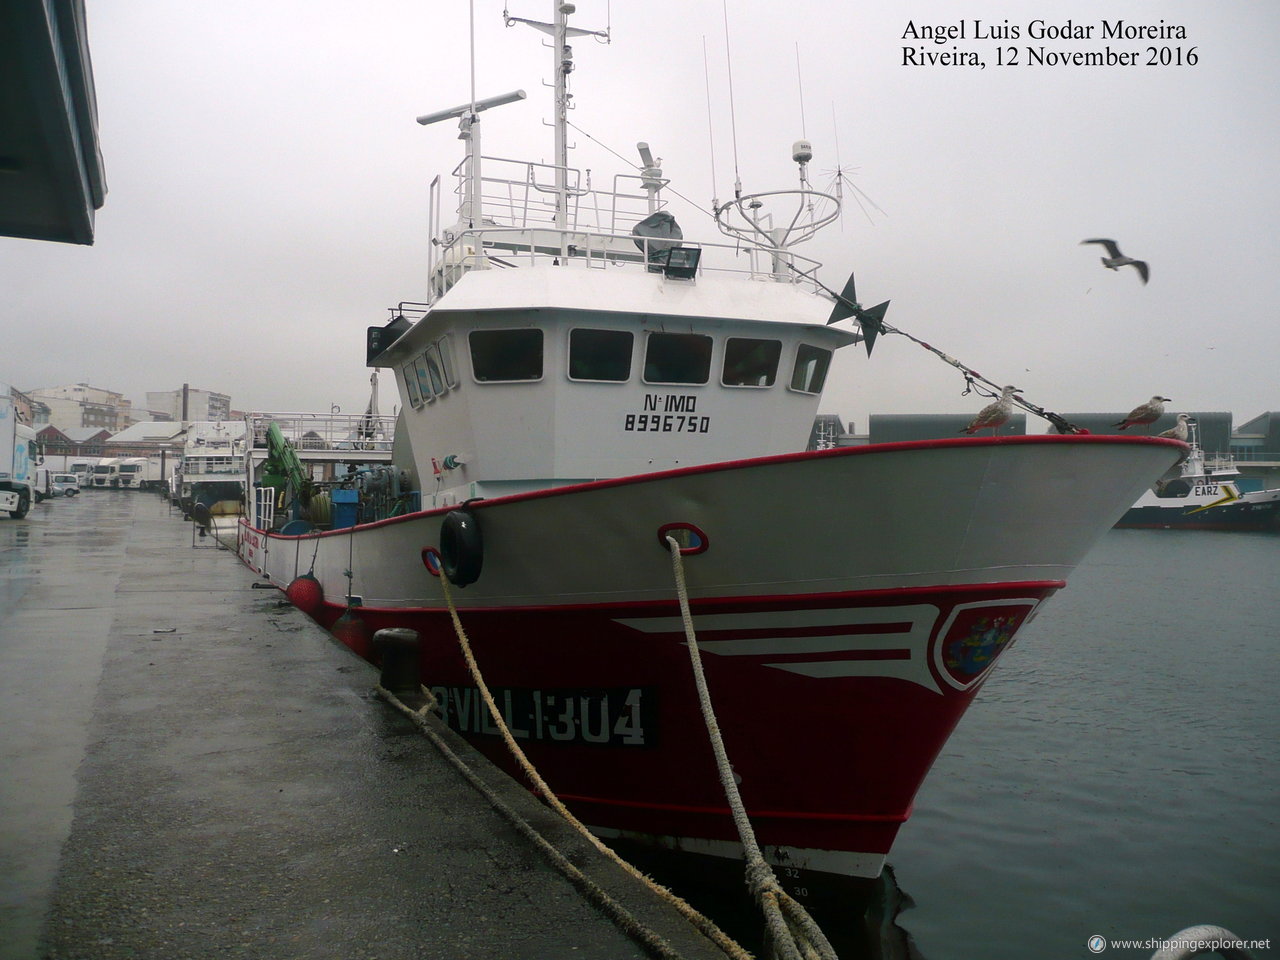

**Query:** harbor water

left=612, top=529, right=1279, bottom=959
left=887, top=528, right=1279, bottom=959
left=2, top=496, right=1275, bottom=958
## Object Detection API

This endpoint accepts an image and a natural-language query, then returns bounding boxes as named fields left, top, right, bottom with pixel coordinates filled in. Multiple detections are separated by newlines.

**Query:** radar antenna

left=637, top=142, right=665, bottom=213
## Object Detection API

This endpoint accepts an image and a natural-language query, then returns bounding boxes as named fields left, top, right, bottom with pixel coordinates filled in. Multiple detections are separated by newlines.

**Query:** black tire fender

left=439, top=508, right=483, bottom=587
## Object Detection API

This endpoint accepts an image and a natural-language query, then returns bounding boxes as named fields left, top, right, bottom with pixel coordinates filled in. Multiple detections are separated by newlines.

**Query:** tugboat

left=1117, top=421, right=1280, bottom=530
left=238, top=4, right=1184, bottom=884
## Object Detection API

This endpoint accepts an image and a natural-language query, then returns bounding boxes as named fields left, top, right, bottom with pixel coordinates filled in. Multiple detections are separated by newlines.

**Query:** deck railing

left=244, top=412, right=396, bottom=453
left=427, top=155, right=827, bottom=301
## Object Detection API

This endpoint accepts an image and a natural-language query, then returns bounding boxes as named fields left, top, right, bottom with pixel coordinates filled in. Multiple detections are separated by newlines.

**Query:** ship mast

left=552, top=2, right=570, bottom=231
left=506, top=3, right=609, bottom=234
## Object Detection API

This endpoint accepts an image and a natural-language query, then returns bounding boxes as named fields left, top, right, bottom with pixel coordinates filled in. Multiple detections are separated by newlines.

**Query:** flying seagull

left=1115, top=395, right=1170, bottom=431
left=960, top=385, right=1019, bottom=435
left=1157, top=413, right=1193, bottom=441
left=1081, top=238, right=1149, bottom=284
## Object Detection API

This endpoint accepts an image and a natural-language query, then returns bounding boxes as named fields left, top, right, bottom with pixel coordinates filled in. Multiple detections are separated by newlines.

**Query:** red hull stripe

left=304, top=580, right=1068, bottom=616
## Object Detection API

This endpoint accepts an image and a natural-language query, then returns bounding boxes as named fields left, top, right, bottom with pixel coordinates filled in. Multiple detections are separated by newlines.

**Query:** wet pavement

left=0, top=493, right=732, bottom=960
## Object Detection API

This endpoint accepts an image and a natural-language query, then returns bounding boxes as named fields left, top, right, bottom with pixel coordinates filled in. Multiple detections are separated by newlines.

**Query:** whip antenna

left=469, top=0, right=477, bottom=117
left=703, top=36, right=719, bottom=210
left=795, top=43, right=807, bottom=140
left=722, top=0, right=742, bottom=199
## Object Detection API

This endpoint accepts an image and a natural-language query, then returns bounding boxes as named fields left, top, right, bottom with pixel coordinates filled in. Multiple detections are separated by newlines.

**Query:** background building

left=146, top=385, right=231, bottom=422
left=38, top=426, right=112, bottom=459
left=27, top=383, right=132, bottom=432
left=867, top=412, right=1027, bottom=443
left=5, top=386, right=37, bottom=424
left=817, top=408, right=1279, bottom=489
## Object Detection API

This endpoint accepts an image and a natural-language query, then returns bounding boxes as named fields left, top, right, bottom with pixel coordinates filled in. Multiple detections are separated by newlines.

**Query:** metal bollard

left=373, top=628, right=426, bottom=709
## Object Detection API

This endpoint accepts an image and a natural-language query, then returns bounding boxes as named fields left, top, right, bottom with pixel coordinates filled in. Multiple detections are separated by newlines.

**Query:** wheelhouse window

left=423, top=344, right=446, bottom=395
left=1154, top=479, right=1192, bottom=499
left=436, top=335, right=457, bottom=387
left=722, top=337, right=782, bottom=387
left=470, top=329, right=544, bottom=382
left=403, top=363, right=422, bottom=408
left=790, top=344, right=832, bottom=395
left=413, top=355, right=436, bottom=401
left=644, top=333, right=712, bottom=385
left=569, top=328, right=633, bottom=382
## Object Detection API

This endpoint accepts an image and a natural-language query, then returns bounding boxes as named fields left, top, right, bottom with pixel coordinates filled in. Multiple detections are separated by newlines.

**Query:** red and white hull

left=239, top=435, right=1181, bottom=879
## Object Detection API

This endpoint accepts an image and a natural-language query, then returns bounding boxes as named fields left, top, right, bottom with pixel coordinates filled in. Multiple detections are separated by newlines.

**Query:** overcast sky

left=4, top=1, right=1277, bottom=428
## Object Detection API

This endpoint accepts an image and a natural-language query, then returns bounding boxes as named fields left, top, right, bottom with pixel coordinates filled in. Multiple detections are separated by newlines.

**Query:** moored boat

left=177, top=420, right=247, bottom=517
left=237, top=4, right=1185, bottom=884
left=1117, top=423, right=1280, bottom=530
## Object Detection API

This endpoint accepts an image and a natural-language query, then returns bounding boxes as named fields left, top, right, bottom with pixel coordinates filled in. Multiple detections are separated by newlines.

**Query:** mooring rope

left=375, top=681, right=699, bottom=960
left=882, top=325, right=1084, bottom=434
left=665, top=537, right=839, bottom=960
left=426, top=572, right=756, bottom=960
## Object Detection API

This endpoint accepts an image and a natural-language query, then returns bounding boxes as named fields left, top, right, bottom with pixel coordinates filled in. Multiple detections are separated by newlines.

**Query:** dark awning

left=0, top=0, right=107, bottom=245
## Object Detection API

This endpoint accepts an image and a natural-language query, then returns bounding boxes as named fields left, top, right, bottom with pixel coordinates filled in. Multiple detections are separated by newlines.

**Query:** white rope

left=665, top=536, right=839, bottom=960
left=435, top=571, right=755, bottom=960
left=377, top=681, right=690, bottom=959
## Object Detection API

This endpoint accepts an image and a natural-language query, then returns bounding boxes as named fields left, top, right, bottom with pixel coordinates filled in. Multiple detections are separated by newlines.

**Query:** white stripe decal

left=614, top=604, right=942, bottom=693
left=615, top=605, right=934, bottom=632
left=696, top=633, right=912, bottom=656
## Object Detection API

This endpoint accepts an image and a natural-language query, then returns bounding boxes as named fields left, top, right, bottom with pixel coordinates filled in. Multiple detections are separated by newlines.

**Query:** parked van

left=32, top=468, right=53, bottom=502
left=51, top=473, right=80, bottom=497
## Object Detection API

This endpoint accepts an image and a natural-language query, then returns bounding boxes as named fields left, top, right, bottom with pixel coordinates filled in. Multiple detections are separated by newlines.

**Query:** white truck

left=1, top=393, right=39, bottom=519
left=68, top=457, right=101, bottom=486
left=90, top=458, right=121, bottom=487
left=115, top=456, right=166, bottom=490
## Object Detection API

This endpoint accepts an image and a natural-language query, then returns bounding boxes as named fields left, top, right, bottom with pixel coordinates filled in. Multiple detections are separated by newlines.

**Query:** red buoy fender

left=331, top=608, right=372, bottom=659
left=285, top=573, right=325, bottom=618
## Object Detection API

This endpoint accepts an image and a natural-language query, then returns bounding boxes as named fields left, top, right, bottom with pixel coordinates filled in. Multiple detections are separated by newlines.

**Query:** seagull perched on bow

left=1158, top=413, right=1193, bottom=441
left=1081, top=238, right=1149, bottom=284
left=1115, top=395, right=1170, bottom=431
left=960, top=385, right=1019, bottom=435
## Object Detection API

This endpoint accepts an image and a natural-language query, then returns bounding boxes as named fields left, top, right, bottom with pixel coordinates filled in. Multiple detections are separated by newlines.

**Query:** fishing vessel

left=177, top=420, right=247, bottom=516
left=241, top=406, right=399, bottom=537
left=1117, top=423, right=1280, bottom=530
left=236, top=5, right=1184, bottom=883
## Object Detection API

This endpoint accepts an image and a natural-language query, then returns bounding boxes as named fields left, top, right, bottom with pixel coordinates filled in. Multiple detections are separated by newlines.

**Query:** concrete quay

left=0, top=492, right=734, bottom=960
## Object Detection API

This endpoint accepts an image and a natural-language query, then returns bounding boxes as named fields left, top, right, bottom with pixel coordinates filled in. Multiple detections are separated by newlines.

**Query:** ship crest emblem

left=932, top=600, right=1039, bottom=691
